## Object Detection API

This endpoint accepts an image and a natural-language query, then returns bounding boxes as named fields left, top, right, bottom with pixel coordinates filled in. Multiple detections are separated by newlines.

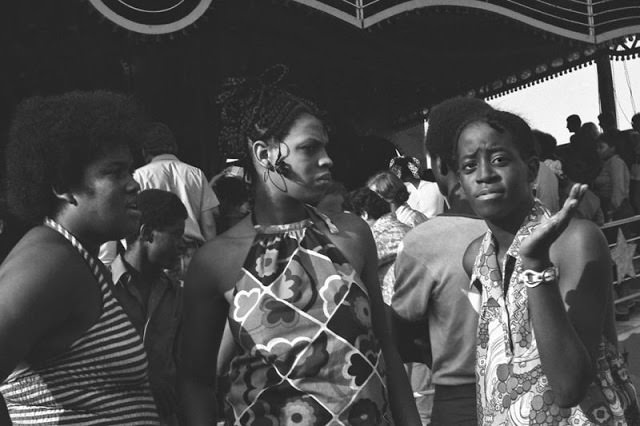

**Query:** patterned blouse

left=223, top=209, right=393, bottom=425
left=471, top=202, right=640, bottom=425
left=370, top=213, right=411, bottom=305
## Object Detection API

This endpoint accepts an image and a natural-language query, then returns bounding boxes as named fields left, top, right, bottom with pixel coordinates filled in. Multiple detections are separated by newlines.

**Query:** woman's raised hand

left=520, top=183, right=588, bottom=266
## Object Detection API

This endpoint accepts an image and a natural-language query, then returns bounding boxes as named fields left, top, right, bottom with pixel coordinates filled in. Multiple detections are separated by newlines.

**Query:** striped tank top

left=0, top=219, right=160, bottom=425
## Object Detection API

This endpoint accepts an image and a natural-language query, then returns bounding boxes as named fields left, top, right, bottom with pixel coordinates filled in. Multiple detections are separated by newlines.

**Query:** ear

left=251, top=140, right=273, bottom=170
left=526, top=156, right=540, bottom=183
left=140, top=224, right=154, bottom=243
left=52, top=186, right=77, bottom=206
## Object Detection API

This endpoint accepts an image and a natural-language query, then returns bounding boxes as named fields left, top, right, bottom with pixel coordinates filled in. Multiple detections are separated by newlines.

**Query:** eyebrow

left=297, top=138, right=327, bottom=147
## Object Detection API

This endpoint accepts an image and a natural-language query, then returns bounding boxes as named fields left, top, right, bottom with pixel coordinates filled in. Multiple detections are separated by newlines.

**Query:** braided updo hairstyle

left=217, top=65, right=321, bottom=184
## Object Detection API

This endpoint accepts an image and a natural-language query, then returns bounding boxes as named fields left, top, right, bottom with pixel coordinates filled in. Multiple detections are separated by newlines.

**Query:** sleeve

left=391, top=238, right=436, bottom=322
left=610, top=158, right=628, bottom=209
left=199, top=172, right=220, bottom=211
left=133, top=168, right=152, bottom=190
left=420, top=183, right=445, bottom=219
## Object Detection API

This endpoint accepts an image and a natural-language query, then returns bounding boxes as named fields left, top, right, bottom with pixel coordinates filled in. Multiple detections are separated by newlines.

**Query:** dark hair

left=566, top=114, right=581, bottom=124
left=598, top=111, right=616, bottom=130
left=532, top=130, right=557, bottom=160
left=367, top=171, right=409, bottom=205
left=217, top=65, right=321, bottom=182
left=454, top=109, right=537, bottom=168
left=214, top=176, right=249, bottom=208
left=347, top=187, right=390, bottom=220
left=142, top=122, right=178, bottom=157
left=6, top=90, right=146, bottom=225
left=598, top=130, right=622, bottom=150
left=425, top=97, right=493, bottom=169
left=126, top=189, right=188, bottom=244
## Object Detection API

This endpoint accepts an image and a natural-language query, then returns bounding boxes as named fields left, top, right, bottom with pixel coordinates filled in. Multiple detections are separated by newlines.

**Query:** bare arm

left=0, top=239, right=78, bottom=424
left=178, top=245, right=228, bottom=425
left=199, top=209, right=217, bottom=241
left=354, top=220, right=421, bottom=426
left=520, top=184, right=607, bottom=407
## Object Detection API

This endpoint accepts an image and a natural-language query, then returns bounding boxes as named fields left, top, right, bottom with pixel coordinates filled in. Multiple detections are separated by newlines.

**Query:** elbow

left=554, top=390, right=586, bottom=409
left=551, top=368, right=594, bottom=408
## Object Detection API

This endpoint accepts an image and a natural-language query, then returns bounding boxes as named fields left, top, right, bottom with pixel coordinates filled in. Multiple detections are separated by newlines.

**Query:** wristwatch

left=521, top=266, right=558, bottom=288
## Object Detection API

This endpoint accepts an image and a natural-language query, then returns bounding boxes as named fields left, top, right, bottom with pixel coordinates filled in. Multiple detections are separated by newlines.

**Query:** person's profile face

left=74, top=145, right=141, bottom=242
left=277, top=113, right=334, bottom=203
left=147, top=219, right=185, bottom=269
left=596, top=141, right=612, bottom=160
left=456, top=121, right=534, bottom=225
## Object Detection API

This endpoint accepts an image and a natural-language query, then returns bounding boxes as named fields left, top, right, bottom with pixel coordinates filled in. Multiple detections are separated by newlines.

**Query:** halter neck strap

left=44, top=218, right=108, bottom=285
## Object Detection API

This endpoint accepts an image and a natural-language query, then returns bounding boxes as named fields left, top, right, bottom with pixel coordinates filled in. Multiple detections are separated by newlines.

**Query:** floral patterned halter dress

left=224, top=208, right=393, bottom=425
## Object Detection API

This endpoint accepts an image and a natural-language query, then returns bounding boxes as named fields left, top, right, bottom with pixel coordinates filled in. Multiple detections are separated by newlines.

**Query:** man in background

left=392, top=97, right=490, bottom=425
left=135, top=123, right=219, bottom=275
left=110, top=189, right=187, bottom=425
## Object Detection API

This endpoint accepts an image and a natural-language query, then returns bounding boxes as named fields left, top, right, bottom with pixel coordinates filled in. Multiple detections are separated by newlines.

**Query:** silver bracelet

left=521, top=266, right=558, bottom=288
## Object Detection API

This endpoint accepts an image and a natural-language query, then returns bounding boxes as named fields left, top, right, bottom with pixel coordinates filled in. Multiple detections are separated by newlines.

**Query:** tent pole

left=596, top=50, right=617, bottom=123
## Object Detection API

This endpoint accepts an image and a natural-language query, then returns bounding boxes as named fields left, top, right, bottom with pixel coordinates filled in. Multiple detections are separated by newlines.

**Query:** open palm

left=520, top=183, right=588, bottom=262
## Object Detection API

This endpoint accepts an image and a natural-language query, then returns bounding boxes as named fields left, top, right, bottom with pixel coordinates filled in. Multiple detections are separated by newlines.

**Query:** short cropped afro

left=425, top=97, right=492, bottom=169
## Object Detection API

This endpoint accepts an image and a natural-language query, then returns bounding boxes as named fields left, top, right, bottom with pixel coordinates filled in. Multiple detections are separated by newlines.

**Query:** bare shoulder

left=329, top=211, right=373, bottom=241
left=0, top=227, right=87, bottom=299
left=187, top=216, right=255, bottom=296
left=321, top=212, right=375, bottom=274
left=552, top=217, right=609, bottom=263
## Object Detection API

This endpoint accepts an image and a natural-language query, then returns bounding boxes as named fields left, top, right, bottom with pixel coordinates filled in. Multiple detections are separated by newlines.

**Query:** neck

left=485, top=198, right=533, bottom=258
left=53, top=214, right=102, bottom=256
left=252, top=188, right=309, bottom=225
left=124, top=244, right=162, bottom=279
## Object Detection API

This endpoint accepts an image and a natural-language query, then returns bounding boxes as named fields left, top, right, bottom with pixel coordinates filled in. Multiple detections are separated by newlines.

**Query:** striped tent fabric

left=0, top=219, right=159, bottom=425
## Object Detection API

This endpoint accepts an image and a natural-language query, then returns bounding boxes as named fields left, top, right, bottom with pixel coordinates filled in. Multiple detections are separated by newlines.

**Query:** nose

left=126, top=175, right=140, bottom=193
left=476, top=158, right=497, bottom=183
left=319, top=149, right=333, bottom=168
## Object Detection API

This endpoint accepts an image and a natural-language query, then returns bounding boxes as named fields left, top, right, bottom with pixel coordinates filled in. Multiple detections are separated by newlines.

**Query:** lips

left=476, top=188, right=504, bottom=200
left=126, top=201, right=140, bottom=214
left=316, top=173, right=332, bottom=183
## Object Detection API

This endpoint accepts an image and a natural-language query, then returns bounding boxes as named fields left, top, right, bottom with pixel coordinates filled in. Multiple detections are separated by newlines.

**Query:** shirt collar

left=469, top=200, right=550, bottom=289
left=151, top=154, right=179, bottom=162
left=111, top=253, right=179, bottom=290
left=111, top=253, right=132, bottom=287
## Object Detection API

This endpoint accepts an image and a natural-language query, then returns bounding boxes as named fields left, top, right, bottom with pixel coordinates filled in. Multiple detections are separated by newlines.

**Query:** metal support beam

left=596, top=50, right=617, bottom=124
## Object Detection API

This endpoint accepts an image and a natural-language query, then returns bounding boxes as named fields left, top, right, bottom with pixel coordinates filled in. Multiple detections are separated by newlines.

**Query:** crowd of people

left=1, top=66, right=640, bottom=426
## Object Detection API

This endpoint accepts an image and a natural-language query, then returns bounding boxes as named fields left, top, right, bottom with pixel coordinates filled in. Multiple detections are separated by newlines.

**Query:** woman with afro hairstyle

left=0, top=91, right=160, bottom=424
left=178, top=66, right=420, bottom=425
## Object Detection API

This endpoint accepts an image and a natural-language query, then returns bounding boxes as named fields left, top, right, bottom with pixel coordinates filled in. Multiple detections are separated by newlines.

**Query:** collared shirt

left=110, top=254, right=183, bottom=417
left=404, top=180, right=445, bottom=219
left=134, top=154, right=219, bottom=243
left=471, top=201, right=639, bottom=424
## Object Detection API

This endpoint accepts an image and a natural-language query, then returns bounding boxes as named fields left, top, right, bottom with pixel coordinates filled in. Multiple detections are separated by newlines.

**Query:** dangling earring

left=264, top=162, right=288, bottom=192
